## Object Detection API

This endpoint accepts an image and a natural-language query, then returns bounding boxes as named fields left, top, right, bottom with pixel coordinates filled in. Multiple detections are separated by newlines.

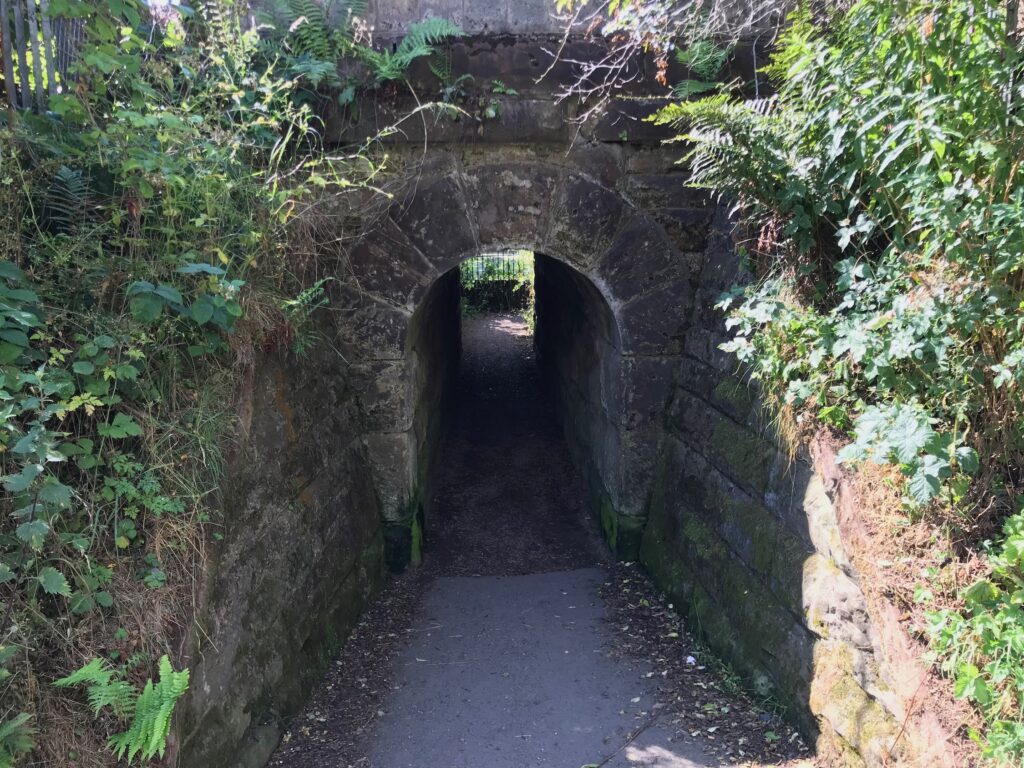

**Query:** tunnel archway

left=338, top=156, right=700, bottom=570
left=403, top=249, right=626, bottom=569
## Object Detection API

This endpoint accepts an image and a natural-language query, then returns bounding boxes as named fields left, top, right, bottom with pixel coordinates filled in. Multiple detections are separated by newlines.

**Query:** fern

left=45, top=165, right=88, bottom=234
left=54, top=657, right=137, bottom=717
left=107, top=657, right=190, bottom=763
left=287, top=0, right=332, bottom=59
left=0, top=714, right=34, bottom=768
left=54, top=655, right=189, bottom=763
left=360, top=18, right=463, bottom=84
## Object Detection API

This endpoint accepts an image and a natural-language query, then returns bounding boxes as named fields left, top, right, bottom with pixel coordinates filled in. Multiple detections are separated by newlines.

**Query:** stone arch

left=337, top=155, right=701, bottom=568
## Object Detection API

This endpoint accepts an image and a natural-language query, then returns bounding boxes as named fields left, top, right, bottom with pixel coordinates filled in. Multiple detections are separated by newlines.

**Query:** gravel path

left=269, top=313, right=812, bottom=768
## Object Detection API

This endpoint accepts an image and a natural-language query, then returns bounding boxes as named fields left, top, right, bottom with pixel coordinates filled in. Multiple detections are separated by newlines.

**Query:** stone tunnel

left=176, top=3, right=961, bottom=767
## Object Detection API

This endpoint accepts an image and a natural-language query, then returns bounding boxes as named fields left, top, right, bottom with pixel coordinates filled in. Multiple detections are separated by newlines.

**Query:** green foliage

left=55, top=655, right=190, bottom=762
left=653, top=0, right=1024, bottom=757
left=357, top=18, right=464, bottom=84
left=0, top=713, right=34, bottom=768
left=460, top=252, right=535, bottom=320
left=928, top=511, right=1024, bottom=761
left=1, top=0, right=380, bottom=759
left=659, top=0, right=1021, bottom=506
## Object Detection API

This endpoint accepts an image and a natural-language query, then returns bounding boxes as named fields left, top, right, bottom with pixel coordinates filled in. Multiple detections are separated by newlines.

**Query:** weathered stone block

left=809, top=643, right=905, bottom=766
left=463, top=163, right=560, bottom=249
left=391, top=173, right=478, bottom=267
left=545, top=173, right=627, bottom=269
left=618, top=355, right=677, bottom=428
left=346, top=219, right=437, bottom=309
left=595, top=216, right=680, bottom=304
left=651, top=207, right=714, bottom=253
left=802, top=555, right=872, bottom=649
left=363, top=431, right=416, bottom=523
left=623, top=173, right=712, bottom=210
left=352, top=359, right=414, bottom=432
left=331, top=282, right=413, bottom=361
left=591, top=98, right=675, bottom=143
left=619, top=278, right=696, bottom=355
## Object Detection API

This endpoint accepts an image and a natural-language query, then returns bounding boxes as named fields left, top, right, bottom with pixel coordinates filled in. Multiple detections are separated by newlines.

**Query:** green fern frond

left=88, top=679, right=138, bottom=718
left=0, top=713, right=34, bottom=768
left=428, top=51, right=452, bottom=84
left=397, top=18, right=463, bottom=53
left=45, top=165, right=88, bottom=234
left=107, top=656, right=190, bottom=764
left=287, top=0, right=332, bottom=59
left=54, top=657, right=113, bottom=689
left=360, top=18, right=463, bottom=85
left=54, top=657, right=137, bottom=717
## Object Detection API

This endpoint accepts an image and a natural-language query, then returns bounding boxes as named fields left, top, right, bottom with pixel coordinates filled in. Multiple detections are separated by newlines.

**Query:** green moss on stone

left=810, top=643, right=903, bottom=765
left=709, top=418, right=774, bottom=494
left=600, top=495, right=619, bottom=553
left=712, top=377, right=754, bottom=415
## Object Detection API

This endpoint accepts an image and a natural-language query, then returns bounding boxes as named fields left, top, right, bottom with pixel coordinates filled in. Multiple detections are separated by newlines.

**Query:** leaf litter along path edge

left=268, top=312, right=813, bottom=768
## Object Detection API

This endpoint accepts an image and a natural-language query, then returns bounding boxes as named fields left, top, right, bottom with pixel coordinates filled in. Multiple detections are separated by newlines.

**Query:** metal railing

left=460, top=251, right=534, bottom=284
left=1, top=0, right=84, bottom=113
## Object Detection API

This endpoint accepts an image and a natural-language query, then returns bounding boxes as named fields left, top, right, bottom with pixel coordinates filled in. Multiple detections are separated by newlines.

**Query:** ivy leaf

left=954, top=664, right=991, bottom=706
left=0, top=329, right=29, bottom=347
left=0, top=262, right=26, bottom=282
left=37, top=567, right=71, bottom=597
left=889, top=407, right=933, bottom=464
left=907, top=464, right=941, bottom=504
left=955, top=446, right=980, bottom=474
left=0, top=342, right=23, bottom=363
left=178, top=263, right=225, bottom=276
left=69, top=592, right=96, bottom=614
left=39, top=479, right=72, bottom=508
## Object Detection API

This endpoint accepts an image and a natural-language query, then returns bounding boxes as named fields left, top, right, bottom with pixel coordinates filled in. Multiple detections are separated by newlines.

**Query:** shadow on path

left=424, top=312, right=601, bottom=576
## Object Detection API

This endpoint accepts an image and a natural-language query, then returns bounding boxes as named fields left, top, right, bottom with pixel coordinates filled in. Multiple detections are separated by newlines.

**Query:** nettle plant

left=650, top=0, right=1024, bottom=758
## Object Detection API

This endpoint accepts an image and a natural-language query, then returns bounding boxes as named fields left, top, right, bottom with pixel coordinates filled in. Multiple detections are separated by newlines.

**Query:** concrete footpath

left=365, top=569, right=713, bottom=768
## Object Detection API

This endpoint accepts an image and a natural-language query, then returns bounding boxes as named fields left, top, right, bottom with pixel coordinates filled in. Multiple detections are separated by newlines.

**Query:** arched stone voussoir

left=543, top=172, right=631, bottom=271
left=329, top=280, right=413, bottom=362
left=618, top=277, right=697, bottom=357
left=592, top=215, right=687, bottom=307
left=390, top=172, right=479, bottom=270
left=462, top=163, right=562, bottom=251
left=346, top=218, right=440, bottom=311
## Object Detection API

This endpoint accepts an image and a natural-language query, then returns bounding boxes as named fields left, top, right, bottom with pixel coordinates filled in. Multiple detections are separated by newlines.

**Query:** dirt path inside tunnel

left=268, top=313, right=813, bottom=768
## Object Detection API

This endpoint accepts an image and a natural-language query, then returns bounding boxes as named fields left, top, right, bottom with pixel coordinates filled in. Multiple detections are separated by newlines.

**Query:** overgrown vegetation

left=459, top=252, right=535, bottom=322
left=0, top=0, right=463, bottom=763
left=634, top=0, right=1024, bottom=760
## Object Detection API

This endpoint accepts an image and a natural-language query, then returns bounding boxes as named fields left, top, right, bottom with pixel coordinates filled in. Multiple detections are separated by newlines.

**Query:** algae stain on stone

left=600, top=494, right=619, bottom=553
left=272, top=369, right=299, bottom=445
left=410, top=512, right=423, bottom=567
